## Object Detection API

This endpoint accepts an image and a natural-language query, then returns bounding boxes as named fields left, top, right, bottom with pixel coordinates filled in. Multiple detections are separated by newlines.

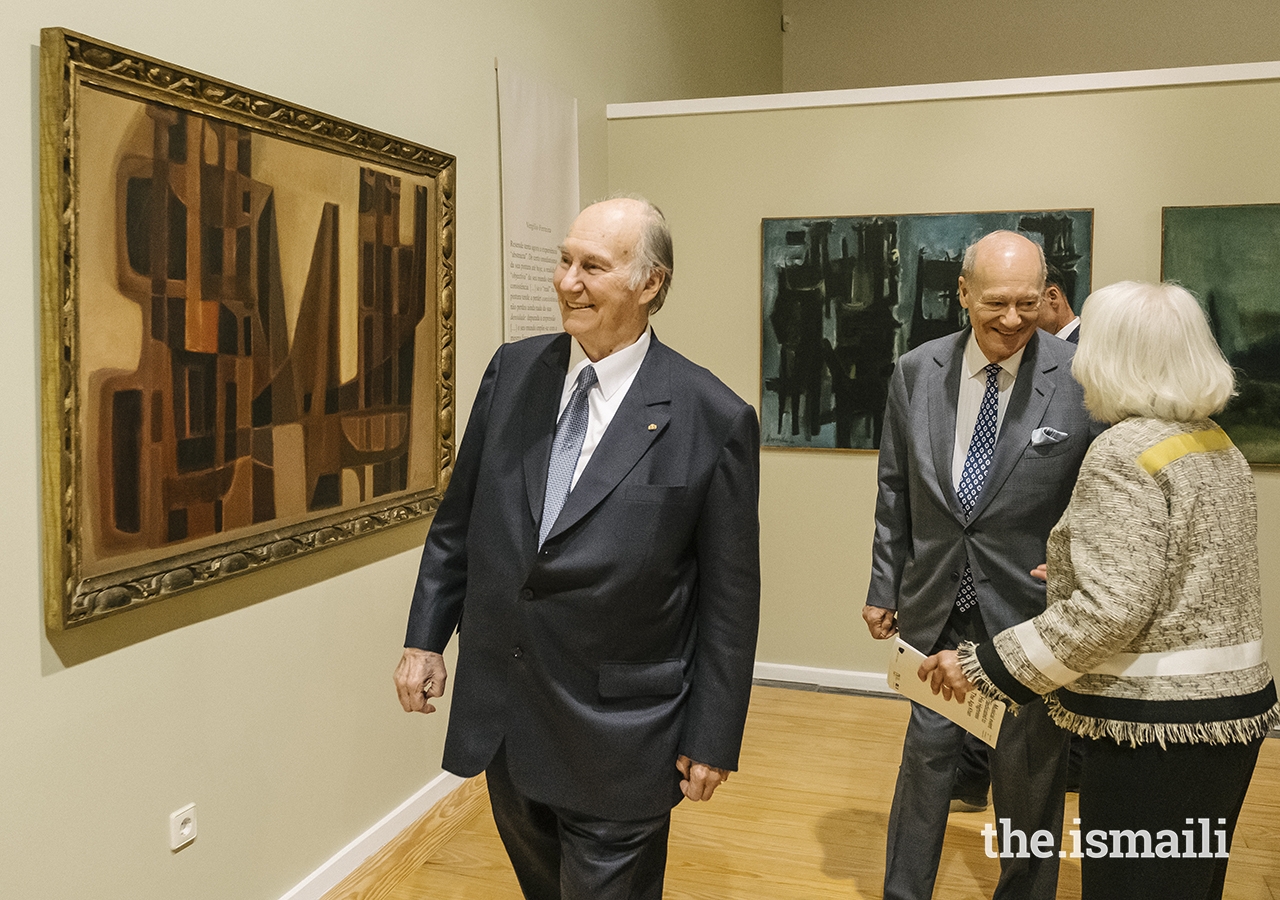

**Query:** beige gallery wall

left=0, top=3, right=780, bottom=899
left=783, top=0, right=1280, bottom=92
left=608, top=77, right=1280, bottom=678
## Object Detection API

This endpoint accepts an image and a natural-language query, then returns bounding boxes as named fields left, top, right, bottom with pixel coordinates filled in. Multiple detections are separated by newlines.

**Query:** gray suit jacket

left=406, top=331, right=761, bottom=820
left=866, top=329, right=1100, bottom=653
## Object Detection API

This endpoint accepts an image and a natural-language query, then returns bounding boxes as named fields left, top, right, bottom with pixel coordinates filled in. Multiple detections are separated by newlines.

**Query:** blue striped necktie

left=539, top=365, right=597, bottom=547
left=955, top=362, right=1002, bottom=612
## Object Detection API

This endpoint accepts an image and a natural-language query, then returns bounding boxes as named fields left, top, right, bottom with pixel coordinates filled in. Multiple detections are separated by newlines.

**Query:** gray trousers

left=883, top=698, right=1069, bottom=900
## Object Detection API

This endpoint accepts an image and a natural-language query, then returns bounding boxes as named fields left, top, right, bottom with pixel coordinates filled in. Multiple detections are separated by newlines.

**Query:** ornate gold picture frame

left=40, top=29, right=456, bottom=628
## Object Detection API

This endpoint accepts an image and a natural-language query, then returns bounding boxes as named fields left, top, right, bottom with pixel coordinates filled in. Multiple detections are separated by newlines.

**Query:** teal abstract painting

left=1163, top=204, right=1280, bottom=465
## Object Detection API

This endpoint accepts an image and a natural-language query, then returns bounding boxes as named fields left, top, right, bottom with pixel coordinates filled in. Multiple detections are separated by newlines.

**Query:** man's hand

left=917, top=649, right=974, bottom=703
left=394, top=648, right=447, bottom=714
left=676, top=755, right=730, bottom=802
left=1030, top=563, right=1047, bottom=582
left=862, top=604, right=898, bottom=640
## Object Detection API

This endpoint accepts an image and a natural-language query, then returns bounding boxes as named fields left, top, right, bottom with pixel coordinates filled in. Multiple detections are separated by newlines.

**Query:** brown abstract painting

left=40, top=30, right=456, bottom=628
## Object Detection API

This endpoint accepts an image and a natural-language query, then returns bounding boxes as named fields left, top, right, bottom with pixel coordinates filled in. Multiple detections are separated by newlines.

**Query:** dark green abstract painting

left=761, top=210, right=1093, bottom=450
left=1163, top=204, right=1280, bottom=465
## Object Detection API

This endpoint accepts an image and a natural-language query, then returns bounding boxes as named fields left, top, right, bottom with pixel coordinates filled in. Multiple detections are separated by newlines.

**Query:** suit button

left=512, top=646, right=523, bottom=659
left=964, top=526, right=975, bottom=536
left=520, top=588, right=534, bottom=601
left=950, top=571, right=960, bottom=582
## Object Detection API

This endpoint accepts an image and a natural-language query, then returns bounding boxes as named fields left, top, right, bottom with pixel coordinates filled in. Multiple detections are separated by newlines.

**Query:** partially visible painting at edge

left=40, top=29, right=457, bottom=628
left=1162, top=203, right=1280, bottom=466
left=761, top=210, right=1094, bottom=450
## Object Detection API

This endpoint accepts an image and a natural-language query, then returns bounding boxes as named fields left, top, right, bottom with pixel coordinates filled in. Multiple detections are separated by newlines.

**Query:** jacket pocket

left=1021, top=435, right=1081, bottom=460
left=621, top=483, right=686, bottom=503
left=597, top=659, right=684, bottom=698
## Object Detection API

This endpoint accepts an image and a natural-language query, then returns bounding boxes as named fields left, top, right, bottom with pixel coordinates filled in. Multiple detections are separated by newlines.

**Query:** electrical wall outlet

left=169, top=803, right=197, bottom=851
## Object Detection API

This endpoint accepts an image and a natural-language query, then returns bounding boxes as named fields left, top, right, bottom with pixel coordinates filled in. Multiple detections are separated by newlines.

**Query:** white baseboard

left=279, top=665, right=884, bottom=900
left=753, top=661, right=894, bottom=695
left=278, top=770, right=465, bottom=900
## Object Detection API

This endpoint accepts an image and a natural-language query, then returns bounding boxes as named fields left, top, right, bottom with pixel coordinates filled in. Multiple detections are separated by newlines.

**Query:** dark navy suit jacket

left=406, top=331, right=760, bottom=820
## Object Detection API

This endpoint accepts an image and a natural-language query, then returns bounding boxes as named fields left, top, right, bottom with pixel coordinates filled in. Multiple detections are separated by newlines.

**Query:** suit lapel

left=542, top=337, right=672, bottom=544
left=968, top=331, right=1057, bottom=522
left=929, top=331, right=967, bottom=520
left=522, top=334, right=572, bottom=526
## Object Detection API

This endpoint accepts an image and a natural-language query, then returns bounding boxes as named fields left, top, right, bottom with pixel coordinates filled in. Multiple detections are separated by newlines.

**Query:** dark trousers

left=954, top=734, right=993, bottom=802
left=955, top=731, right=1087, bottom=799
left=1077, top=734, right=1263, bottom=900
left=485, top=743, right=672, bottom=900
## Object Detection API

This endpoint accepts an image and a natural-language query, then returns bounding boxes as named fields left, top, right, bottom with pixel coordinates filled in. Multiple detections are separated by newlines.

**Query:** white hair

left=1072, top=281, right=1236, bottom=424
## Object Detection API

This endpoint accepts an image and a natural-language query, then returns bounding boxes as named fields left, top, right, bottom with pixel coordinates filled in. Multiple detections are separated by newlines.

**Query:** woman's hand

left=918, top=649, right=976, bottom=703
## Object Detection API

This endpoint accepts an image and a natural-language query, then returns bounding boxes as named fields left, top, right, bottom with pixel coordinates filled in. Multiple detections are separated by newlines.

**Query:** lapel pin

left=648, top=423, right=657, bottom=431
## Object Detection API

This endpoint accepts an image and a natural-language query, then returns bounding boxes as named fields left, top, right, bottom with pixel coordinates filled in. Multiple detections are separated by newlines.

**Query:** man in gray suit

left=394, top=197, right=761, bottom=900
left=950, top=258, right=1085, bottom=812
left=864, top=231, right=1099, bottom=900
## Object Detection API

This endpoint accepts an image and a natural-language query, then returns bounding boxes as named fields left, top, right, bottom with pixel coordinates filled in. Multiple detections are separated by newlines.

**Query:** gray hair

left=610, top=194, right=674, bottom=313
left=1073, top=281, right=1236, bottom=424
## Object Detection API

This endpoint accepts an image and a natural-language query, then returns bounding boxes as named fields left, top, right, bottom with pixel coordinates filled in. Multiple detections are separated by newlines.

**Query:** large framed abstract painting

left=40, top=30, right=457, bottom=628
left=1162, top=204, right=1280, bottom=466
left=761, top=210, right=1093, bottom=450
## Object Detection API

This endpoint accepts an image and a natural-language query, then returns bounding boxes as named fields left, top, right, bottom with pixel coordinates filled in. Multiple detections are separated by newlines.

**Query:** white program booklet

left=887, top=638, right=1006, bottom=748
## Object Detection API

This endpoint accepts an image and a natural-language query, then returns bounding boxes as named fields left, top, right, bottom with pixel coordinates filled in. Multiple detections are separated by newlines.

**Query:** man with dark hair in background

left=1040, top=261, right=1080, bottom=343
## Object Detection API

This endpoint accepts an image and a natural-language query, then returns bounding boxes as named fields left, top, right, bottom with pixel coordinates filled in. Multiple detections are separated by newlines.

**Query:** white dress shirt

left=951, top=332, right=1025, bottom=492
left=1056, top=317, right=1080, bottom=341
left=559, top=326, right=651, bottom=489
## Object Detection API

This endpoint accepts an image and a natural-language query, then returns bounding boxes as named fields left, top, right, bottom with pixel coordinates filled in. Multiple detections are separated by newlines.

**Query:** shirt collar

left=1056, top=317, right=1080, bottom=340
left=964, top=330, right=1026, bottom=381
left=567, top=326, right=652, bottom=401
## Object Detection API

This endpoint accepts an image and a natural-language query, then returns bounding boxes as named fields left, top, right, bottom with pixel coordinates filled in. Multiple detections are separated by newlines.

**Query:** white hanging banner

left=497, top=63, right=580, bottom=343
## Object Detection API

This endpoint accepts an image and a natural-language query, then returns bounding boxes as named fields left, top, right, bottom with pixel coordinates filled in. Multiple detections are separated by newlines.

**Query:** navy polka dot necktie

left=955, top=363, right=1002, bottom=612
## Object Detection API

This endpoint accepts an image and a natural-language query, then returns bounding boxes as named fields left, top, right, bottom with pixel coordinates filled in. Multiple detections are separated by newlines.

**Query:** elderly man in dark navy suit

left=394, top=197, right=761, bottom=900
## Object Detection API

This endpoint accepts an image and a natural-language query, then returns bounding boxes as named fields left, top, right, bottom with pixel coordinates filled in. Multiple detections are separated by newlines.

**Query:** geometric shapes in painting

left=761, top=210, right=1093, bottom=449
left=41, top=29, right=456, bottom=627
left=1163, top=204, right=1280, bottom=464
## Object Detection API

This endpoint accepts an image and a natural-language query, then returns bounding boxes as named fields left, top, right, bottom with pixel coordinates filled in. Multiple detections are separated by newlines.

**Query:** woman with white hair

left=921, top=281, right=1279, bottom=900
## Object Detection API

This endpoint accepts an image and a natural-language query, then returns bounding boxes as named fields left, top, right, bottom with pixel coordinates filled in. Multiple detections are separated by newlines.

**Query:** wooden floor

left=381, top=686, right=1280, bottom=900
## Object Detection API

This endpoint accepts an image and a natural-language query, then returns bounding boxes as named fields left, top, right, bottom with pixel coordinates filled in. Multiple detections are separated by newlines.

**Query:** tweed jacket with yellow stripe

left=960, top=415, right=1280, bottom=746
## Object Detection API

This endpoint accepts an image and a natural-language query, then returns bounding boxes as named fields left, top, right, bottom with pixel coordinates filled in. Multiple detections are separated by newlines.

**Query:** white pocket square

left=1031, top=427, right=1069, bottom=446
